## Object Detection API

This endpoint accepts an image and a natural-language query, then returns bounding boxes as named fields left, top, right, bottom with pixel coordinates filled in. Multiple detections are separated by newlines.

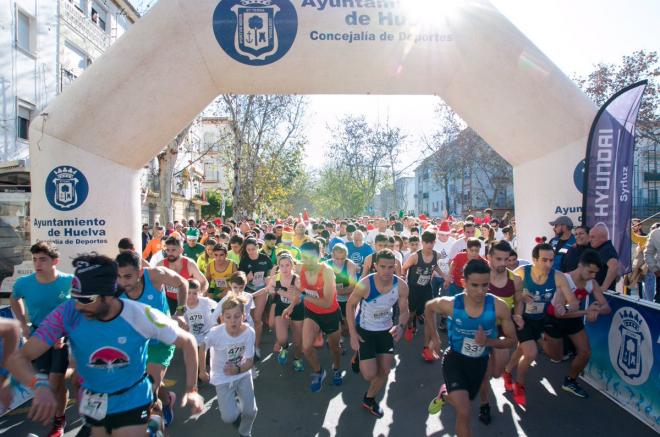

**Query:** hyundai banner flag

left=582, top=81, right=647, bottom=276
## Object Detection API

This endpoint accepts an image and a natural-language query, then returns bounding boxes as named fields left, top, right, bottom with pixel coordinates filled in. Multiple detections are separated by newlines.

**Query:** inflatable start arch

left=29, top=0, right=596, bottom=266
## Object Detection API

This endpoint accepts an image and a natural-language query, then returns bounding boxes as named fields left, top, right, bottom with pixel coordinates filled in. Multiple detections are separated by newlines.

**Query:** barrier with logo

left=582, top=292, right=660, bottom=432
left=0, top=306, right=34, bottom=417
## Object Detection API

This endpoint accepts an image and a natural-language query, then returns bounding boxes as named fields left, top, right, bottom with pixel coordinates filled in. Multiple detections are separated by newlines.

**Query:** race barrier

left=0, top=306, right=33, bottom=417
left=582, top=292, right=660, bottom=432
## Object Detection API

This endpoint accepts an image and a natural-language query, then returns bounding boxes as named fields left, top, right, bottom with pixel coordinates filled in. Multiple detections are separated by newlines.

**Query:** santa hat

left=214, top=218, right=222, bottom=226
left=367, top=224, right=375, bottom=231
left=437, top=220, right=451, bottom=234
left=474, top=217, right=483, bottom=225
left=303, top=209, right=309, bottom=222
left=418, top=213, right=428, bottom=221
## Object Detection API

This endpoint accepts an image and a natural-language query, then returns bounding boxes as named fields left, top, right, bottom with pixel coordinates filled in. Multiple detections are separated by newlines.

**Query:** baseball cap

left=549, top=216, right=574, bottom=228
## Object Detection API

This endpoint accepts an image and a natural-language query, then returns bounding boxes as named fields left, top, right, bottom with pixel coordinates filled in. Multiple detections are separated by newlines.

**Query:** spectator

left=549, top=216, right=576, bottom=271
left=589, top=224, right=619, bottom=291
left=141, top=223, right=152, bottom=251
left=560, top=225, right=590, bottom=273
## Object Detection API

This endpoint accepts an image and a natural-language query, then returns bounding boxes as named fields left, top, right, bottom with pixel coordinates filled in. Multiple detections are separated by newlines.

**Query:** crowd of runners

left=1, top=210, right=659, bottom=437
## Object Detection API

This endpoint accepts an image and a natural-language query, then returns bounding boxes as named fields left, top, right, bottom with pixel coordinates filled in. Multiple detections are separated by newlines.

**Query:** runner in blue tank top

left=7, top=253, right=203, bottom=436
left=424, top=259, right=517, bottom=436
left=502, top=243, right=578, bottom=408
left=116, top=251, right=190, bottom=427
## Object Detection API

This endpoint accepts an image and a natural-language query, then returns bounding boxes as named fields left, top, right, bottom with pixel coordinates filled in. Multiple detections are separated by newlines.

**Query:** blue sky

left=302, top=0, right=660, bottom=172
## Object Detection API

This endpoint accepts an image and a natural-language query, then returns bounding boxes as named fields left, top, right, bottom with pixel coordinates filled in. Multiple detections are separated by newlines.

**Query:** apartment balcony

left=60, top=67, right=78, bottom=92
left=60, top=0, right=111, bottom=52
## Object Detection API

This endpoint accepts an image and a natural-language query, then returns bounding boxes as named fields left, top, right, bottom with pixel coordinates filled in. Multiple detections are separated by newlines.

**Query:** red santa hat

left=437, top=220, right=451, bottom=234
left=418, top=213, right=428, bottom=221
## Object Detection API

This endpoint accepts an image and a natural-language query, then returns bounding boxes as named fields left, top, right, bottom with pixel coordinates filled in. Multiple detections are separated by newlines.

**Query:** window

left=204, top=162, right=219, bottom=182
left=17, top=104, right=33, bottom=141
left=92, top=2, right=107, bottom=31
left=74, top=0, right=88, bottom=14
left=649, top=189, right=658, bottom=205
left=16, top=9, right=35, bottom=54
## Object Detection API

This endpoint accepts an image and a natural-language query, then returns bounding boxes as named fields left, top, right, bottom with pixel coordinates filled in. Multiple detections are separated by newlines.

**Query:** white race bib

left=79, top=390, right=108, bottom=421
left=525, top=302, right=545, bottom=315
left=213, top=279, right=227, bottom=289
left=304, top=289, right=319, bottom=298
left=373, top=310, right=390, bottom=320
left=278, top=289, right=291, bottom=304
left=252, top=271, right=265, bottom=287
left=461, top=337, right=485, bottom=357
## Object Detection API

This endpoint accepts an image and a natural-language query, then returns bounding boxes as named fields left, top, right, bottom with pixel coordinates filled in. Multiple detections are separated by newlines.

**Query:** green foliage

left=202, top=190, right=232, bottom=218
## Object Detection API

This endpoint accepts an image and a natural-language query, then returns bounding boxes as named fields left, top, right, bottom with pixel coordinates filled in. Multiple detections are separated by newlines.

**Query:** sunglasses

left=71, top=293, right=100, bottom=305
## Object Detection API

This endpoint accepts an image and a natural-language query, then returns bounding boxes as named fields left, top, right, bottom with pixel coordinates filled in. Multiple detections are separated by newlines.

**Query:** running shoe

left=163, top=392, right=176, bottom=427
left=351, top=353, right=360, bottom=374
left=278, top=347, right=288, bottom=365
left=404, top=326, right=414, bottom=342
left=502, top=370, right=514, bottom=392
left=422, top=346, right=436, bottom=362
left=293, top=359, right=305, bottom=372
left=428, top=384, right=447, bottom=415
left=513, top=383, right=526, bottom=407
left=550, top=354, right=571, bottom=364
left=147, top=416, right=164, bottom=437
left=48, top=415, right=66, bottom=437
left=562, top=377, right=588, bottom=398
left=332, top=368, right=343, bottom=386
left=478, top=403, right=492, bottom=425
left=362, top=395, right=384, bottom=418
left=310, top=368, right=327, bottom=392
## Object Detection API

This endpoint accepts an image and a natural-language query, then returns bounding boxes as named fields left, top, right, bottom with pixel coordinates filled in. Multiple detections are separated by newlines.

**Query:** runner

left=346, top=249, right=409, bottom=418
left=477, top=240, right=524, bottom=424
left=361, top=234, right=402, bottom=279
left=447, top=238, right=486, bottom=296
left=432, top=221, right=455, bottom=298
left=402, top=231, right=447, bottom=362
left=197, top=238, right=217, bottom=276
left=261, top=233, right=278, bottom=265
left=425, top=259, right=517, bottom=437
left=266, top=252, right=305, bottom=371
left=205, top=295, right=257, bottom=437
left=116, top=251, right=190, bottom=427
left=184, top=279, right=217, bottom=383
left=502, top=243, right=578, bottom=407
left=157, top=236, right=208, bottom=315
left=292, top=222, right=311, bottom=248
left=325, top=243, right=358, bottom=355
left=544, top=249, right=611, bottom=398
left=227, top=235, right=244, bottom=266
left=183, top=229, right=205, bottom=261
left=238, top=238, right=274, bottom=360
left=206, top=243, right=237, bottom=301
left=284, top=240, right=343, bottom=392
left=7, top=253, right=203, bottom=436
left=346, top=230, right=373, bottom=277
left=10, top=242, right=73, bottom=437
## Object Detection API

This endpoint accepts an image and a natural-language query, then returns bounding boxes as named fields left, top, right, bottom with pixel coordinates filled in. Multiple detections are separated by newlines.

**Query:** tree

left=212, top=95, right=307, bottom=218
left=572, top=50, right=659, bottom=144
left=324, top=115, right=405, bottom=215
left=202, top=189, right=232, bottom=219
left=156, top=123, right=193, bottom=224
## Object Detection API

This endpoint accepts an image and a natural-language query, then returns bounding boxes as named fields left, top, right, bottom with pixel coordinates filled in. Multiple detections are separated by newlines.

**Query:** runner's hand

left=389, top=325, right=403, bottom=342
left=513, top=314, right=524, bottom=330
left=174, top=315, right=188, bottom=330
left=181, top=390, right=204, bottom=415
left=349, top=334, right=364, bottom=352
left=522, top=292, right=534, bottom=304
left=28, top=386, right=57, bottom=426
left=247, top=272, right=254, bottom=282
left=53, top=337, right=65, bottom=350
left=282, top=306, right=293, bottom=320
left=586, top=303, right=600, bottom=323
left=474, top=325, right=487, bottom=346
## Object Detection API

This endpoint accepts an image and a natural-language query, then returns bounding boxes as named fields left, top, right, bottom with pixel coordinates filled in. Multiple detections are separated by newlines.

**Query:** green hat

left=186, top=228, right=200, bottom=240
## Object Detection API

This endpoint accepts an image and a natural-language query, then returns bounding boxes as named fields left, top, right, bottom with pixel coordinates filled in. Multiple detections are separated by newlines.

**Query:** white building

left=0, top=0, right=138, bottom=292
left=395, top=176, right=416, bottom=216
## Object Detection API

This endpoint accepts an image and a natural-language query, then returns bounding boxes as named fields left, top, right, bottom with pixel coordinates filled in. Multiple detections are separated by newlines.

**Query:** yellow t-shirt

left=206, top=260, right=237, bottom=300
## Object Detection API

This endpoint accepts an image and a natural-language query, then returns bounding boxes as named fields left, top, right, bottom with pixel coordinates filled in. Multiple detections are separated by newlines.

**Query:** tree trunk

left=157, top=124, right=193, bottom=224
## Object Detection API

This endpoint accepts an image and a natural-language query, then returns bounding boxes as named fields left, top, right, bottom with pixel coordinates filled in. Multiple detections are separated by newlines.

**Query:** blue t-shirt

left=34, top=299, right=178, bottom=414
left=346, top=242, right=373, bottom=275
left=12, top=272, right=73, bottom=327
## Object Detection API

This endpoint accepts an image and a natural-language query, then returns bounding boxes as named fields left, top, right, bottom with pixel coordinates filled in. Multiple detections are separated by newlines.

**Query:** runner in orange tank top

left=284, top=240, right=343, bottom=392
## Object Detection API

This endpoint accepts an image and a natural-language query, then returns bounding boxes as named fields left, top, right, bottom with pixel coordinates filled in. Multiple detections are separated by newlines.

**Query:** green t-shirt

left=227, top=250, right=241, bottom=266
left=183, top=243, right=205, bottom=260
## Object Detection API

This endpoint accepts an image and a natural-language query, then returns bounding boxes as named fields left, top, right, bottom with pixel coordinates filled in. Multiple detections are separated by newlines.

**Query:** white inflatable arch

left=29, top=0, right=596, bottom=266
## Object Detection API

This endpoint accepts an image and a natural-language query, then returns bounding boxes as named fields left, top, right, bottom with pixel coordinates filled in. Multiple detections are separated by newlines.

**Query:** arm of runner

left=172, top=330, right=204, bottom=414
left=395, top=259, right=402, bottom=277
left=555, top=271, right=578, bottom=311
left=511, top=274, right=525, bottom=328
left=586, top=281, right=611, bottom=322
left=391, top=278, right=410, bottom=342
left=346, top=278, right=369, bottom=352
left=8, top=295, right=29, bottom=341
left=345, top=260, right=357, bottom=295
left=0, top=319, right=20, bottom=370
left=151, top=267, right=189, bottom=327
left=401, top=252, right=417, bottom=278
left=360, top=255, right=373, bottom=280
left=423, top=297, right=453, bottom=355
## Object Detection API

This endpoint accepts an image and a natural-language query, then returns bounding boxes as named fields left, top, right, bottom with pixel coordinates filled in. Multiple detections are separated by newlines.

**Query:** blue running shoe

left=310, top=368, right=326, bottom=393
left=332, top=368, right=343, bottom=386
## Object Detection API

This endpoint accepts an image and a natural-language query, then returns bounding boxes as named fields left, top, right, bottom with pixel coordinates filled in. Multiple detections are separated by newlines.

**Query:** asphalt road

left=1, top=326, right=656, bottom=437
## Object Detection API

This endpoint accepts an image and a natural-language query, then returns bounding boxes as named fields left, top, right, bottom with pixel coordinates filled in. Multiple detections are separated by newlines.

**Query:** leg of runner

left=562, top=330, right=591, bottom=398
left=253, top=293, right=268, bottom=358
left=49, top=371, right=68, bottom=434
left=147, top=363, right=169, bottom=423
left=364, top=354, right=392, bottom=418
left=512, top=340, right=536, bottom=406
left=108, top=424, right=155, bottom=437
left=327, top=329, right=343, bottom=385
left=503, top=344, right=523, bottom=391
left=275, top=316, right=290, bottom=365
left=302, top=318, right=326, bottom=392
left=447, top=390, right=472, bottom=437
left=198, top=345, right=209, bottom=383
left=292, top=320, right=304, bottom=371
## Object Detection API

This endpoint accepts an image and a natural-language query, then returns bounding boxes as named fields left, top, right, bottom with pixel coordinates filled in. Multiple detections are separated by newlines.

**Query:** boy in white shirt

left=185, top=279, right=217, bottom=382
left=205, top=295, right=257, bottom=437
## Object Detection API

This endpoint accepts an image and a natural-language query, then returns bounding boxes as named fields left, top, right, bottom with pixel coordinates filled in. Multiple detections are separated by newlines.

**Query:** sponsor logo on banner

left=573, top=159, right=585, bottom=194
left=607, top=307, right=653, bottom=385
left=213, top=0, right=298, bottom=66
left=45, top=166, right=89, bottom=211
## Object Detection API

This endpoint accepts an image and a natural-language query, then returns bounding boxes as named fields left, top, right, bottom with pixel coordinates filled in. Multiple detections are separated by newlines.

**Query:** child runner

left=185, top=279, right=217, bottom=383
left=205, top=295, right=257, bottom=437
